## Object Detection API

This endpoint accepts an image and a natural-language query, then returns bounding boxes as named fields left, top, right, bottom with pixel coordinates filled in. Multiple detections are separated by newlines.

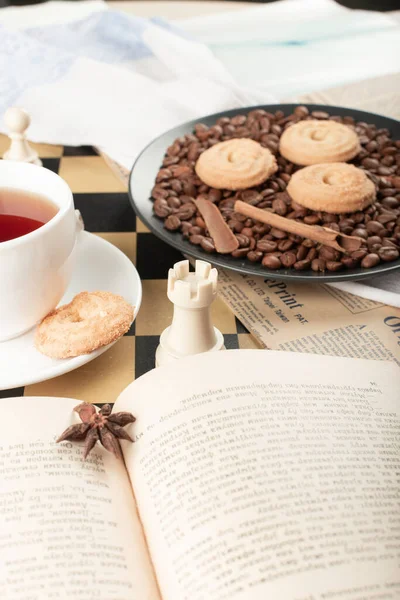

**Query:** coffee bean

left=312, top=258, right=326, bottom=272
left=272, top=198, right=287, bottom=216
left=236, top=234, right=250, bottom=248
left=257, top=200, right=272, bottom=209
left=381, top=188, right=397, bottom=197
left=278, top=239, right=293, bottom=252
left=260, top=116, right=271, bottom=131
left=156, top=168, right=172, bottom=182
left=181, top=181, right=196, bottom=196
left=266, top=141, right=278, bottom=153
left=262, top=255, right=281, bottom=269
left=177, top=204, right=196, bottom=220
left=311, top=111, right=330, bottom=119
left=253, top=224, right=269, bottom=235
left=164, top=215, right=181, bottom=231
left=189, top=226, right=202, bottom=236
left=378, top=247, right=399, bottom=262
left=241, top=190, right=262, bottom=204
left=382, top=197, right=399, bottom=209
left=361, top=253, right=380, bottom=268
left=304, top=214, right=320, bottom=225
left=377, top=213, right=396, bottom=225
left=294, top=106, right=309, bottom=118
left=352, top=228, right=368, bottom=240
left=280, top=173, right=292, bottom=184
left=232, top=212, right=247, bottom=223
left=366, top=221, right=385, bottom=235
left=232, top=248, right=250, bottom=258
left=294, top=259, right=311, bottom=270
left=351, top=249, right=368, bottom=260
left=306, top=248, right=318, bottom=261
left=167, top=196, right=181, bottom=209
left=296, top=245, right=308, bottom=261
left=247, top=250, right=263, bottom=262
left=321, top=212, right=338, bottom=223
left=270, top=228, right=287, bottom=239
left=173, top=165, right=192, bottom=179
left=390, top=176, right=400, bottom=189
left=378, top=166, right=393, bottom=176
left=326, top=261, right=343, bottom=272
left=229, top=220, right=244, bottom=233
left=367, top=235, right=382, bottom=248
left=163, top=156, right=180, bottom=166
left=195, top=217, right=206, bottom=229
left=382, top=237, right=398, bottom=248
left=318, top=246, right=338, bottom=261
left=289, top=234, right=303, bottom=244
left=366, top=141, right=378, bottom=152
left=341, top=256, right=358, bottom=269
left=257, top=240, right=277, bottom=252
left=240, top=227, right=253, bottom=238
left=170, top=180, right=183, bottom=194
left=189, top=234, right=204, bottom=245
left=339, top=218, right=355, bottom=235
left=362, top=157, right=380, bottom=170
left=230, top=115, right=246, bottom=126
left=352, top=212, right=365, bottom=224
left=382, top=156, right=395, bottom=167
left=154, top=202, right=172, bottom=218
left=281, top=251, right=297, bottom=267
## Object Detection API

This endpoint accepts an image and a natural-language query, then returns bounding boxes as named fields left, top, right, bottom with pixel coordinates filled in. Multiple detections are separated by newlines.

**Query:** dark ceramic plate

left=129, top=104, right=400, bottom=282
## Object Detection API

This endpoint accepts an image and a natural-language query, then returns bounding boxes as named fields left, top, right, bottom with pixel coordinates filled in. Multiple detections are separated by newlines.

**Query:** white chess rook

left=3, top=107, right=42, bottom=166
left=155, top=259, right=225, bottom=367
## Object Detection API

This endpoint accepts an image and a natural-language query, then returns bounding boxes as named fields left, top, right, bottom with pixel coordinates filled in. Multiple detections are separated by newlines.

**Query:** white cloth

left=176, top=0, right=400, bottom=97
left=0, top=1, right=270, bottom=169
left=331, top=274, right=400, bottom=309
left=0, top=0, right=399, bottom=307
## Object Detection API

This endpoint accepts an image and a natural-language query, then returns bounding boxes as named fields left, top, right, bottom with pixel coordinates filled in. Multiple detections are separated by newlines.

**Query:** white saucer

left=0, top=231, right=142, bottom=391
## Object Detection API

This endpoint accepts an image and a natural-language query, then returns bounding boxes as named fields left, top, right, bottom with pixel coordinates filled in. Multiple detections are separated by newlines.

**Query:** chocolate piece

left=194, top=198, right=239, bottom=254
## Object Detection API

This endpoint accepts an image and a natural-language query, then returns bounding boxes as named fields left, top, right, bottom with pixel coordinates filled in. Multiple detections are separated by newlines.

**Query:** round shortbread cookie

left=287, top=163, right=376, bottom=214
left=195, top=139, right=278, bottom=190
left=279, top=120, right=361, bottom=166
left=35, top=291, right=134, bottom=359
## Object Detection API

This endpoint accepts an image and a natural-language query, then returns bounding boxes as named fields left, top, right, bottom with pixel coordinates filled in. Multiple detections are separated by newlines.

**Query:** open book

left=1, top=350, right=399, bottom=600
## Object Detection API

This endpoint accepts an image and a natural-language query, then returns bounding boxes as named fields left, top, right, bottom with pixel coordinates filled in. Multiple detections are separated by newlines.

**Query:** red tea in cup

left=0, top=187, right=58, bottom=243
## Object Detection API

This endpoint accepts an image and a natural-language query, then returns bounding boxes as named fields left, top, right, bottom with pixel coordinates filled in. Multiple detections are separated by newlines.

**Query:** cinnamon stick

left=195, top=198, right=239, bottom=254
left=234, top=200, right=363, bottom=254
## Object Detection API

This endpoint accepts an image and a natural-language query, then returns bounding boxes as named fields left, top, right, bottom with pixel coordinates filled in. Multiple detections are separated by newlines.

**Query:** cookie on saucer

left=35, top=291, right=134, bottom=359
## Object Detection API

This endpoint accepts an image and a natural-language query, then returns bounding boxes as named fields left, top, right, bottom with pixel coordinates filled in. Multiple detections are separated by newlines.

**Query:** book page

left=0, top=397, right=160, bottom=600
left=115, top=350, right=400, bottom=600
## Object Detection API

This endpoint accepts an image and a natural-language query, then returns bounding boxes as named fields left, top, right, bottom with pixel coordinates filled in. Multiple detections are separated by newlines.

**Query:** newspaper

left=218, top=269, right=400, bottom=365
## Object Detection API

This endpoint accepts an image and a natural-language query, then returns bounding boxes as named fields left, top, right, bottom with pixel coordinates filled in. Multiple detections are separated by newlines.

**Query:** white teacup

left=0, top=162, right=77, bottom=342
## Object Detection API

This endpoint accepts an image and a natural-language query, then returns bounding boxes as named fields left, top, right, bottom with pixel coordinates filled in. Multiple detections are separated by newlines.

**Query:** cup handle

left=75, top=209, right=85, bottom=235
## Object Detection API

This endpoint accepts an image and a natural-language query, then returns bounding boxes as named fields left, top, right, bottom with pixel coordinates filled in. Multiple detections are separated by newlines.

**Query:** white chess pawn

left=3, top=107, right=42, bottom=166
left=156, top=259, right=225, bottom=367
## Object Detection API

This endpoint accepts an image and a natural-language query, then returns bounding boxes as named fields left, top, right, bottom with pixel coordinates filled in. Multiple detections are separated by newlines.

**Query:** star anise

left=57, top=402, right=136, bottom=460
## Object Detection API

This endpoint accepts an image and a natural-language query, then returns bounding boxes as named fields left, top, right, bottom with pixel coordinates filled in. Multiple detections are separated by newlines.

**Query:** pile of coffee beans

left=151, top=106, right=400, bottom=272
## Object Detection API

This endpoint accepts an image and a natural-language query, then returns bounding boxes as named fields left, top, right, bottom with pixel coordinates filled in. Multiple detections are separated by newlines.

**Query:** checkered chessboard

left=0, top=137, right=259, bottom=403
